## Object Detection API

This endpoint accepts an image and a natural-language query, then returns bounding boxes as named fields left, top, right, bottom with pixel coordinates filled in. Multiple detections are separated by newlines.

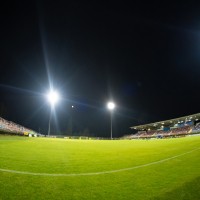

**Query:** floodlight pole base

left=48, top=108, right=52, bottom=137
left=110, top=111, right=113, bottom=140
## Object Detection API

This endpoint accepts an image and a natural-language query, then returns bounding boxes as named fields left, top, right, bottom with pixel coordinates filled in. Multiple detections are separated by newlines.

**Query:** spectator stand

left=0, top=116, right=37, bottom=136
left=128, top=113, right=200, bottom=139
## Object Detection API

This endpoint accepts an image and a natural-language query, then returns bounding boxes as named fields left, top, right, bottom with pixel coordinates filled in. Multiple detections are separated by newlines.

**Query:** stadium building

left=0, top=116, right=37, bottom=137
left=127, top=113, right=200, bottom=139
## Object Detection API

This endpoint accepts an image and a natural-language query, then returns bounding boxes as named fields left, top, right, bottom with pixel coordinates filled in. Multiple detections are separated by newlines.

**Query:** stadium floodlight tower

left=47, top=90, right=60, bottom=136
left=107, top=102, right=115, bottom=140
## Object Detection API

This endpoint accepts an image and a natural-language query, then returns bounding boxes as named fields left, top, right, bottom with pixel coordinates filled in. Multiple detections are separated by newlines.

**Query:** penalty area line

left=0, top=147, right=199, bottom=177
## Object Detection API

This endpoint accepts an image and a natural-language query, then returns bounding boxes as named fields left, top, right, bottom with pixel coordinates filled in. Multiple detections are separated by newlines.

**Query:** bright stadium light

left=47, top=91, right=60, bottom=107
left=107, top=102, right=115, bottom=110
left=107, top=101, right=115, bottom=139
left=46, top=90, right=60, bottom=136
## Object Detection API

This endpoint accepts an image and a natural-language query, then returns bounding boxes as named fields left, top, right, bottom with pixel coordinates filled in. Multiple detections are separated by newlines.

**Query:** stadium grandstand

left=125, top=113, right=200, bottom=139
left=0, top=116, right=37, bottom=137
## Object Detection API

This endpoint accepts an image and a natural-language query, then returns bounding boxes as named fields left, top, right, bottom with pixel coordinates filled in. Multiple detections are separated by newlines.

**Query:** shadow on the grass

left=152, top=176, right=200, bottom=200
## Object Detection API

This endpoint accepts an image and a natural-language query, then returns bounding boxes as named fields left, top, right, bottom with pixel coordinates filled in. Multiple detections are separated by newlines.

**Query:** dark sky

left=0, top=1, right=200, bottom=137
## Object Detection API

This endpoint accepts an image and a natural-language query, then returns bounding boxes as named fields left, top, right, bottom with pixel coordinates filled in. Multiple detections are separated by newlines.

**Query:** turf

left=0, top=136, right=200, bottom=200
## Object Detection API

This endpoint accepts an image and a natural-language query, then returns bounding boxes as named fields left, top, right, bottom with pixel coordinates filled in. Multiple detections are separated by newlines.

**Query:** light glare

left=47, top=91, right=59, bottom=106
left=107, top=102, right=115, bottom=110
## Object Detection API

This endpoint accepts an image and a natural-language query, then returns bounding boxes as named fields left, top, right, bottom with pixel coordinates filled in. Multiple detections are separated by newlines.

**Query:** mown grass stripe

left=0, top=147, right=199, bottom=177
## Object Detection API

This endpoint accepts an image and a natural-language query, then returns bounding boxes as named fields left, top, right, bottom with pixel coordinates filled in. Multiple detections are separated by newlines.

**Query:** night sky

left=0, top=1, right=200, bottom=137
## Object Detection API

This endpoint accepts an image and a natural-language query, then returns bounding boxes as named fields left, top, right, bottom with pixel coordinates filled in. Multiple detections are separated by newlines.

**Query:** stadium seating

left=170, top=126, right=191, bottom=135
left=127, top=125, right=194, bottom=139
left=0, top=117, right=32, bottom=134
left=192, top=123, right=200, bottom=133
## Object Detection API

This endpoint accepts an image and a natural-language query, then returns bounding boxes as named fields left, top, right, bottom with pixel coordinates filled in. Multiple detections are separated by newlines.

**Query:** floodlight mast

left=48, top=110, right=51, bottom=136
left=107, top=102, right=115, bottom=139
left=47, top=90, right=60, bottom=136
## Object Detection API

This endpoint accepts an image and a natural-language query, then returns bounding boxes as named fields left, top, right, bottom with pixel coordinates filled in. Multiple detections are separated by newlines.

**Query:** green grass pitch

left=0, top=136, right=200, bottom=200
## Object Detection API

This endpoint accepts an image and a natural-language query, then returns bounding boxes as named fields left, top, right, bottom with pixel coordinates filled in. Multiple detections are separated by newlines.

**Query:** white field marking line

left=0, top=139, right=29, bottom=142
left=0, top=140, right=26, bottom=141
left=0, top=147, right=199, bottom=177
